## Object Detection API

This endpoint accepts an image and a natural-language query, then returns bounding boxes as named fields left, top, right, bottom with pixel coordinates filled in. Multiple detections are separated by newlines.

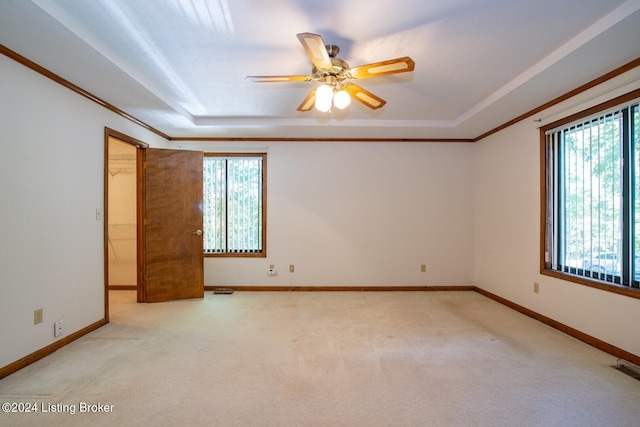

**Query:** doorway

left=104, top=129, right=147, bottom=319
left=107, top=138, right=137, bottom=290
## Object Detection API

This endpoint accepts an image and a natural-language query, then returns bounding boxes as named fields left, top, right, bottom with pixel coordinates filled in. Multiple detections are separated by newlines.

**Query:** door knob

left=193, top=229, right=203, bottom=236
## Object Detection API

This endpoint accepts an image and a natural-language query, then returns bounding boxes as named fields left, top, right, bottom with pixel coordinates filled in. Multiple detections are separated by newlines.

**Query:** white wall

left=473, top=70, right=640, bottom=357
left=0, top=54, right=167, bottom=368
left=176, top=141, right=475, bottom=288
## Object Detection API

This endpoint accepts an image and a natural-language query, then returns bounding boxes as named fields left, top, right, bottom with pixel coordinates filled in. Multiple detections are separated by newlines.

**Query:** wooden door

left=140, top=148, right=204, bottom=303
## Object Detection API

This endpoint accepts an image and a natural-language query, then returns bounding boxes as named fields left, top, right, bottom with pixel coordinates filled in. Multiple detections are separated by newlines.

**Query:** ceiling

left=1, top=0, right=640, bottom=140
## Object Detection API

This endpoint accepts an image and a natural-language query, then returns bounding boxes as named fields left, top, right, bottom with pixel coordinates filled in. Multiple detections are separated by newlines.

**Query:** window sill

left=541, top=269, right=640, bottom=300
left=204, top=253, right=266, bottom=258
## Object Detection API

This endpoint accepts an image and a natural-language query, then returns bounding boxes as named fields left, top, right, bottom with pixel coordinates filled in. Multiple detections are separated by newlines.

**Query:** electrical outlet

left=289, top=264, right=295, bottom=273
left=420, top=264, right=426, bottom=273
left=95, top=208, right=103, bottom=221
left=54, top=319, right=64, bottom=337
left=34, top=309, right=43, bottom=325
left=533, top=282, right=540, bottom=294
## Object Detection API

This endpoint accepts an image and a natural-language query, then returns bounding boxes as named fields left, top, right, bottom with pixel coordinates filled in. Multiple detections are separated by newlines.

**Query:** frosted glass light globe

left=333, top=90, right=351, bottom=109
left=315, top=85, right=333, bottom=112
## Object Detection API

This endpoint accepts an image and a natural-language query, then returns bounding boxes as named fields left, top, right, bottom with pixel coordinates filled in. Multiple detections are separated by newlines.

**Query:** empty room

left=1, top=1, right=640, bottom=426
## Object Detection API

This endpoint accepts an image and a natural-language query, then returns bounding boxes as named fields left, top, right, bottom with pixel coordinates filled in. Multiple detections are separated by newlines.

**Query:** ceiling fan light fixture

left=333, top=89, right=351, bottom=109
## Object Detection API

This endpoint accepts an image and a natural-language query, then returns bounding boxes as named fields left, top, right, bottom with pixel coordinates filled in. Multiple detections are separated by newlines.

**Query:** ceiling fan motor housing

left=313, top=46, right=349, bottom=82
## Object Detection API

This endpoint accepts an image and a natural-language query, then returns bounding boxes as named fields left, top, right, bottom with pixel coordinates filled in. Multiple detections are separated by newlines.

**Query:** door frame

left=103, top=128, right=148, bottom=320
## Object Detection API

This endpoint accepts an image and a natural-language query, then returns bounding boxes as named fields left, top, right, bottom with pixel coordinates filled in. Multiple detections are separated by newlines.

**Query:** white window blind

left=203, top=155, right=264, bottom=255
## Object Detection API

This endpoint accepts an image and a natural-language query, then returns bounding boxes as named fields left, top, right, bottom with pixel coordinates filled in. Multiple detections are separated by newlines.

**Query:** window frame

left=203, top=152, right=267, bottom=258
left=540, top=88, right=640, bottom=299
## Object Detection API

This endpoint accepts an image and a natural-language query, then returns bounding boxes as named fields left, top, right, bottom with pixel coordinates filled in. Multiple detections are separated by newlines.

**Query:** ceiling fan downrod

left=325, top=45, right=339, bottom=58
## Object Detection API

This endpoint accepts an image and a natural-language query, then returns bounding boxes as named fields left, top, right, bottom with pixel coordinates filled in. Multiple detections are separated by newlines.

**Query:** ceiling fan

left=246, top=32, right=415, bottom=112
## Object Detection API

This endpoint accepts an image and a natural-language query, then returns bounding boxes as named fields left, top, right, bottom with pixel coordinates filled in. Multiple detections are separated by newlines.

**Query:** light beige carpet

left=1, top=291, right=639, bottom=426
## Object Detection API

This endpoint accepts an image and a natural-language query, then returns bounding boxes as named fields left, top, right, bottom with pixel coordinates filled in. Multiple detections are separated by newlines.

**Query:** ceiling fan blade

left=347, top=57, right=415, bottom=79
left=296, top=32, right=333, bottom=70
left=297, top=89, right=317, bottom=111
left=343, top=84, right=387, bottom=110
left=246, top=75, right=313, bottom=82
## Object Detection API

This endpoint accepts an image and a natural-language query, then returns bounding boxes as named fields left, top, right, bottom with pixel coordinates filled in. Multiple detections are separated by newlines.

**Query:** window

left=203, top=153, right=266, bottom=257
left=542, top=90, right=640, bottom=294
